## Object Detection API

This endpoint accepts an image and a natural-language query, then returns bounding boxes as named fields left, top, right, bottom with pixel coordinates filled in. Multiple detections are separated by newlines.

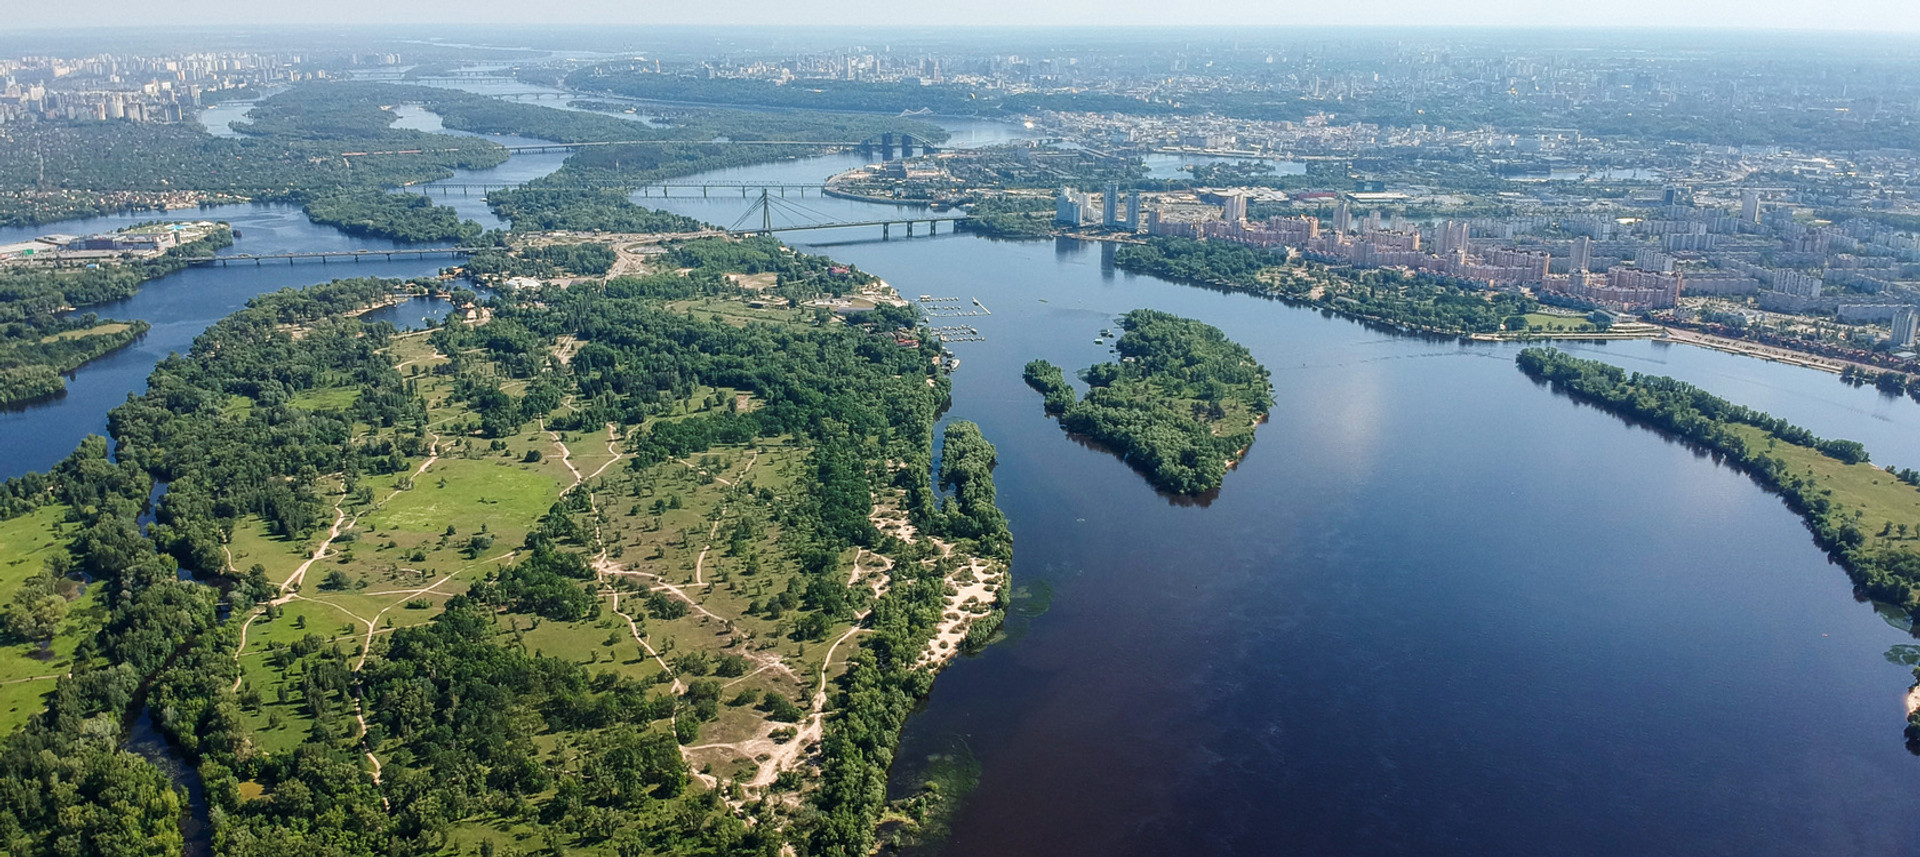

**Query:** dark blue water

left=650, top=228, right=1920, bottom=856
left=0, top=204, right=463, bottom=479
left=385, top=104, right=573, bottom=230
left=0, top=111, right=561, bottom=480
left=10, top=94, right=1920, bottom=855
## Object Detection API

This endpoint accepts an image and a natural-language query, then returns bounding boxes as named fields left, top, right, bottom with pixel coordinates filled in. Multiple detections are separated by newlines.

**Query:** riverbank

left=1659, top=326, right=1885, bottom=377
left=1518, top=346, right=1920, bottom=624
left=1469, top=325, right=1663, bottom=343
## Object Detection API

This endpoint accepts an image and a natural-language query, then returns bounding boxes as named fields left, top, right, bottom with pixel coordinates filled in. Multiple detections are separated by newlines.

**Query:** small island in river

left=1025, top=309, right=1273, bottom=495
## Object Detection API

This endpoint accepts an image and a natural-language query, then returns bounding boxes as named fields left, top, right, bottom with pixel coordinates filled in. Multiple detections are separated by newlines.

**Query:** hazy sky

left=16, top=0, right=1920, bottom=31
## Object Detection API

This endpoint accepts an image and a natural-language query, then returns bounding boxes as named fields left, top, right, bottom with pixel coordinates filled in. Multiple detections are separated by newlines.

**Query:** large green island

left=1024, top=309, right=1273, bottom=495
left=0, top=236, right=1010, bottom=856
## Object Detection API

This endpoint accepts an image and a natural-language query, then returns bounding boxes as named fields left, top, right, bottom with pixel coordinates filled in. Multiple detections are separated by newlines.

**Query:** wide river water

left=7, top=103, right=1920, bottom=856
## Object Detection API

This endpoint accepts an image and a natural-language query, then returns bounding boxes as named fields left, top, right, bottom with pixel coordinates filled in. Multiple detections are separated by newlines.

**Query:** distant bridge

left=343, top=131, right=940, bottom=159
left=190, top=216, right=966, bottom=267
left=722, top=188, right=966, bottom=238
left=397, top=181, right=832, bottom=198
left=190, top=248, right=477, bottom=266
left=740, top=217, right=966, bottom=238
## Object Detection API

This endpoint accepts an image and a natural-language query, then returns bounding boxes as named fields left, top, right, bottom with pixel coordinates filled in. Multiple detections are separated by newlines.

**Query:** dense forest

left=303, top=190, right=484, bottom=244
left=0, top=231, right=1010, bottom=854
left=567, top=64, right=1920, bottom=151
left=1114, top=236, right=1538, bottom=335
left=1516, top=347, right=1920, bottom=630
left=0, top=92, right=504, bottom=207
left=463, top=242, right=618, bottom=280
left=1025, top=309, right=1273, bottom=494
left=485, top=184, right=705, bottom=234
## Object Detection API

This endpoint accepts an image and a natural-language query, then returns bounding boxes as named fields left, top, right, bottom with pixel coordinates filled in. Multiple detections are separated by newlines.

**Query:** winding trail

left=682, top=616, right=869, bottom=789
left=280, top=504, right=348, bottom=597
left=693, top=519, right=721, bottom=586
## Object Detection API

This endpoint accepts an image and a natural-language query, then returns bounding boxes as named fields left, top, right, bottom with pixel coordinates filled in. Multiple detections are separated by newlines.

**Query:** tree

left=3, top=571, right=67, bottom=642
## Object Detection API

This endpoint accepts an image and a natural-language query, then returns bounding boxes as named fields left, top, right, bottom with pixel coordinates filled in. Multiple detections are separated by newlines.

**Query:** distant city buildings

left=1893, top=306, right=1919, bottom=349
left=1545, top=267, right=1683, bottom=311
left=0, top=221, right=222, bottom=264
left=0, top=50, right=333, bottom=125
left=1056, top=187, right=1093, bottom=226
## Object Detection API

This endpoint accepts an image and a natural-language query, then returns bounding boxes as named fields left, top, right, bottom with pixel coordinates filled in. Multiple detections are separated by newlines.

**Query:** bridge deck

left=189, top=216, right=968, bottom=263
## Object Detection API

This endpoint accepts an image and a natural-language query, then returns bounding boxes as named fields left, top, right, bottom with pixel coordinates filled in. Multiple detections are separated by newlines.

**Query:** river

left=7, top=92, right=1920, bottom=856
left=0, top=100, right=569, bottom=479
left=629, top=160, right=1920, bottom=855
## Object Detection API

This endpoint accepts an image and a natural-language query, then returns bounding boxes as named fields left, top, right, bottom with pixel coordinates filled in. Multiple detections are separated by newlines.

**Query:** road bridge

left=190, top=248, right=477, bottom=266
left=188, top=216, right=966, bottom=268
left=396, top=181, right=829, bottom=198
left=343, top=131, right=940, bottom=159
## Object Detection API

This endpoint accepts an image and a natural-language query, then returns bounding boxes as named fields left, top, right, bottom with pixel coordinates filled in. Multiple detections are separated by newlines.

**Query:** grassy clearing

left=288, top=385, right=361, bottom=412
left=366, top=455, right=561, bottom=542
left=226, top=330, right=593, bottom=754
left=220, top=394, right=254, bottom=419
left=587, top=436, right=841, bottom=751
left=664, top=296, right=815, bottom=328
left=0, top=505, right=103, bottom=735
left=1521, top=312, right=1597, bottom=332
left=225, top=515, right=324, bottom=586
left=0, top=505, right=70, bottom=588
left=1727, top=424, right=1920, bottom=542
left=39, top=322, right=133, bottom=343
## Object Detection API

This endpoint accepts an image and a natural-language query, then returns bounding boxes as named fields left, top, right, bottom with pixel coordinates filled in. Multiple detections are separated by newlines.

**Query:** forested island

left=302, top=190, right=483, bottom=244
left=0, top=225, right=231, bottom=407
left=1024, top=309, right=1272, bottom=495
left=0, top=234, right=1009, bottom=856
left=1516, top=348, right=1920, bottom=658
left=1113, top=236, right=1540, bottom=335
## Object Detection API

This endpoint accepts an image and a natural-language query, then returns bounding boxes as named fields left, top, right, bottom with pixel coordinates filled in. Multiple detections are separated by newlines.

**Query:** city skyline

left=11, top=1, right=1920, bottom=32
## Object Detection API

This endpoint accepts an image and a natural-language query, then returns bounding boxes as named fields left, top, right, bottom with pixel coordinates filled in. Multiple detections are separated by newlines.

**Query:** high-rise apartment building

left=1571, top=235, right=1593, bottom=273
left=1892, top=305, right=1919, bottom=349
left=1222, top=193, right=1247, bottom=223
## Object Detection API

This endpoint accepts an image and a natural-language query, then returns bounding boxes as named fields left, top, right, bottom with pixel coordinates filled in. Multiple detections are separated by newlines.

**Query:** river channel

left=7, top=92, right=1920, bottom=856
left=634, top=149, right=1920, bottom=856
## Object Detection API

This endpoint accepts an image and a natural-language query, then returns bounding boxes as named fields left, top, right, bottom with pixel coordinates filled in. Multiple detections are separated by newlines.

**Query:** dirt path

left=609, top=588, right=684, bottom=694
left=684, top=617, right=868, bottom=789
left=594, top=559, right=733, bottom=625
left=226, top=494, right=352, bottom=690
left=584, top=423, right=625, bottom=482
left=0, top=673, right=65, bottom=686
left=279, top=503, right=348, bottom=598
left=232, top=433, right=443, bottom=691
left=542, top=419, right=584, bottom=487
left=693, top=519, right=722, bottom=586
